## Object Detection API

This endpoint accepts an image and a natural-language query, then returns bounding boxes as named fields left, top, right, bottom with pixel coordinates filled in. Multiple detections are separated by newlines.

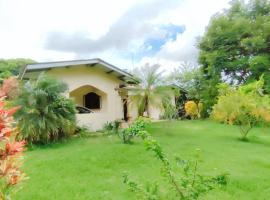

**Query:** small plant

left=118, top=117, right=150, bottom=144
left=0, top=78, right=26, bottom=200
left=124, top=131, right=228, bottom=199
left=103, top=120, right=121, bottom=134
left=184, top=101, right=202, bottom=119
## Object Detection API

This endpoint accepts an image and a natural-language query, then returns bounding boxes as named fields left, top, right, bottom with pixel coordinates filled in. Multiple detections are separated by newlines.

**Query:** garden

left=0, top=0, right=270, bottom=199
left=14, top=120, right=270, bottom=200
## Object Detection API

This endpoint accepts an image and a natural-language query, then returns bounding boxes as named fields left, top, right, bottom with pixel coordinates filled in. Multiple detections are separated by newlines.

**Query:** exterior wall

left=45, top=65, right=124, bottom=131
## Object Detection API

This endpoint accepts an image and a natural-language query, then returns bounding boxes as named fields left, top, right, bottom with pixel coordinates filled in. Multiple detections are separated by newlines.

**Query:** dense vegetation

left=0, top=59, right=35, bottom=82
left=170, top=0, right=270, bottom=115
left=14, top=74, right=77, bottom=144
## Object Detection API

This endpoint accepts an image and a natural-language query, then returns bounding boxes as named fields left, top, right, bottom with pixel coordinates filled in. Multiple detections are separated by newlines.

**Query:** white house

left=20, top=58, right=170, bottom=130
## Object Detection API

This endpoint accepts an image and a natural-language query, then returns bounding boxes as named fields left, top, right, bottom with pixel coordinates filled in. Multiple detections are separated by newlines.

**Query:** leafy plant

left=124, top=131, right=228, bottom=199
left=212, top=77, right=270, bottom=140
left=103, top=120, right=121, bottom=134
left=118, top=117, right=150, bottom=144
left=13, top=74, right=76, bottom=144
left=0, top=78, right=26, bottom=200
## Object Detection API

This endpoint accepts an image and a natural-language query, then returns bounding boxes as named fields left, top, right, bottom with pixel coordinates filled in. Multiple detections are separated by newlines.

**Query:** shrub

left=184, top=101, right=202, bottom=119
left=103, top=120, right=121, bottom=134
left=118, top=117, right=150, bottom=144
left=0, top=79, right=26, bottom=200
left=124, top=131, right=228, bottom=199
left=212, top=77, right=270, bottom=140
left=14, top=74, right=76, bottom=144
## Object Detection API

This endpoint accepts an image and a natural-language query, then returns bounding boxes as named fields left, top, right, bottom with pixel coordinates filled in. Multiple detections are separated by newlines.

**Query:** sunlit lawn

left=15, top=120, right=270, bottom=199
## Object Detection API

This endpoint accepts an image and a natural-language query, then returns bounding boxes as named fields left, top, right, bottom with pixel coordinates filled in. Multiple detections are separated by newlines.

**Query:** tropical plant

left=129, top=64, right=173, bottom=117
left=14, top=74, right=76, bottom=144
left=0, top=78, right=26, bottom=200
left=124, top=131, right=228, bottom=199
left=184, top=101, right=202, bottom=119
left=212, top=77, right=270, bottom=140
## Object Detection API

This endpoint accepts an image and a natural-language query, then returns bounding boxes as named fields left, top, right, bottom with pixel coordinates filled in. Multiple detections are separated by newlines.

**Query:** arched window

left=84, top=92, right=101, bottom=109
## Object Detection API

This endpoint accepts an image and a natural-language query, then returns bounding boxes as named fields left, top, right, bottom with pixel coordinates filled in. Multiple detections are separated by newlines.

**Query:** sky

left=0, top=0, right=230, bottom=71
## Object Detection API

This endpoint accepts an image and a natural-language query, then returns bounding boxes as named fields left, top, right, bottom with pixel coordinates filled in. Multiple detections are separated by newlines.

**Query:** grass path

left=15, top=120, right=270, bottom=199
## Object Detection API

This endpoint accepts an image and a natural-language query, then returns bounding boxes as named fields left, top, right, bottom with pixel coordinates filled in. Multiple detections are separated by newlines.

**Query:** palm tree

left=14, top=74, right=76, bottom=144
left=129, top=64, right=173, bottom=117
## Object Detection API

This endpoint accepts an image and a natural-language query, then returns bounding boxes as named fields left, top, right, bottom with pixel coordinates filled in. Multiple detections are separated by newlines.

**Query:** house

left=20, top=58, right=171, bottom=130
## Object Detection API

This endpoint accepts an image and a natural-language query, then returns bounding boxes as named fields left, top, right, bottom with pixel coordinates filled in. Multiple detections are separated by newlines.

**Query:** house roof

left=20, top=58, right=138, bottom=84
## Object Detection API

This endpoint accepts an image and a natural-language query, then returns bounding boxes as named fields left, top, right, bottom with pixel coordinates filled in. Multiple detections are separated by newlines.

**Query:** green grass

left=15, top=120, right=270, bottom=200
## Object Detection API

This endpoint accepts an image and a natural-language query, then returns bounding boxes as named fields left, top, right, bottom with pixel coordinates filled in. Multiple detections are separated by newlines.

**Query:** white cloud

left=0, top=0, right=231, bottom=72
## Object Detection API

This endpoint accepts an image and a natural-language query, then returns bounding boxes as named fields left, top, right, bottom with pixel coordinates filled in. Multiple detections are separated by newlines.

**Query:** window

left=84, top=92, right=101, bottom=109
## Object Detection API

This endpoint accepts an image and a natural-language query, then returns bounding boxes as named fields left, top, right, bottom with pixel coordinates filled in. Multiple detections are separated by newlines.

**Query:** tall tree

left=199, top=0, right=270, bottom=89
left=197, top=0, right=270, bottom=116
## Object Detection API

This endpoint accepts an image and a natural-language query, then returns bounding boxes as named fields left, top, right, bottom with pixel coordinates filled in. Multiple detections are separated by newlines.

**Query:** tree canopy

left=0, top=58, right=35, bottom=81
left=199, top=0, right=270, bottom=91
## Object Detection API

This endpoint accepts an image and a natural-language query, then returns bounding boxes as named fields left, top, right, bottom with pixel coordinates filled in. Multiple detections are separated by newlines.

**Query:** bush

left=118, top=117, right=150, bottom=144
left=103, top=120, right=121, bottom=134
left=212, top=77, right=270, bottom=140
left=0, top=79, right=26, bottom=200
left=184, top=101, right=202, bottom=119
left=14, top=74, right=76, bottom=144
left=124, top=131, right=228, bottom=199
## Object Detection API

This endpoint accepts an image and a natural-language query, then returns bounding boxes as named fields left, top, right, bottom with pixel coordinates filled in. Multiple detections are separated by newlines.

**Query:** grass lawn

left=15, top=120, right=270, bottom=200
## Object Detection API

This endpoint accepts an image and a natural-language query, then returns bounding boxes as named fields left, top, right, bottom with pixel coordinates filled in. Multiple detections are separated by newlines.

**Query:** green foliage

left=124, top=131, right=228, bottom=199
left=103, top=120, right=121, bottom=134
left=130, top=64, right=174, bottom=117
left=212, top=77, right=270, bottom=140
left=118, top=117, right=150, bottom=144
left=14, top=74, right=76, bottom=144
left=169, top=62, right=202, bottom=100
left=199, top=0, right=270, bottom=91
left=0, top=58, right=35, bottom=82
left=160, top=102, right=179, bottom=120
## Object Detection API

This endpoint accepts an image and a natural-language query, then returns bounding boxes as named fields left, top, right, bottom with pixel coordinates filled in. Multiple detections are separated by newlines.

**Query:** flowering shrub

left=212, top=77, right=270, bottom=140
left=184, top=101, right=202, bottom=119
left=0, top=78, right=26, bottom=199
